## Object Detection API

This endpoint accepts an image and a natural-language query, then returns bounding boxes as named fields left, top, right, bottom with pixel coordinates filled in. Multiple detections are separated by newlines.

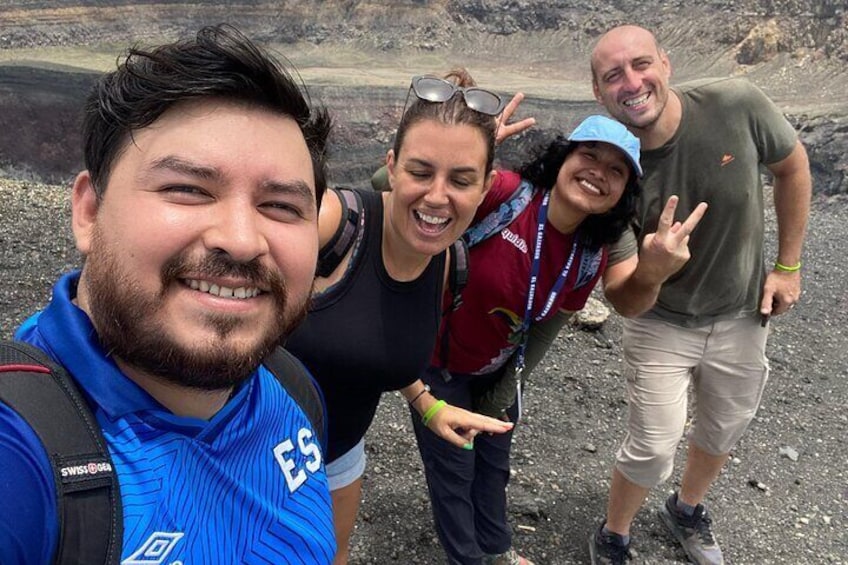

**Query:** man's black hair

left=82, top=24, right=332, bottom=203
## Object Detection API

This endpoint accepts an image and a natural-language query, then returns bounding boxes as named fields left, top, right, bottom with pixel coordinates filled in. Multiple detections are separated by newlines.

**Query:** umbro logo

left=720, top=153, right=735, bottom=166
left=122, top=531, right=184, bottom=565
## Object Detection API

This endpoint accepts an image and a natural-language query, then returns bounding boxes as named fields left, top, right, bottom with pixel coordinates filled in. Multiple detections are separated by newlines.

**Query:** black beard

left=83, top=231, right=308, bottom=392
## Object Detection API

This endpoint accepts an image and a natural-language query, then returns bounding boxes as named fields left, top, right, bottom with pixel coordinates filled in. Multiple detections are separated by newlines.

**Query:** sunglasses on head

left=405, top=75, right=506, bottom=116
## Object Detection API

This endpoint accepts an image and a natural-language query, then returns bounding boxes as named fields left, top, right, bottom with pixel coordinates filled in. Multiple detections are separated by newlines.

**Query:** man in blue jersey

left=0, top=25, right=336, bottom=564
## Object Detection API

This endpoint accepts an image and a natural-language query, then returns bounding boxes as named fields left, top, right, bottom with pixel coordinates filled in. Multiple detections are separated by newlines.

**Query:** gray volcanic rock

left=2, top=1, right=844, bottom=61
left=1, top=1, right=847, bottom=192
left=2, top=71, right=847, bottom=195
left=795, top=114, right=848, bottom=196
left=0, top=65, right=96, bottom=183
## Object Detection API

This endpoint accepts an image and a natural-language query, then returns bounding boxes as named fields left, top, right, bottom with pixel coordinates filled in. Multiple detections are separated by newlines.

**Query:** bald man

left=588, top=25, right=811, bottom=565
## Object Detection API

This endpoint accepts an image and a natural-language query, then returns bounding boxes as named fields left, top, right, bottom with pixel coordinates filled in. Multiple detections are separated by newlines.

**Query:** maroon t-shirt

left=433, top=170, right=607, bottom=375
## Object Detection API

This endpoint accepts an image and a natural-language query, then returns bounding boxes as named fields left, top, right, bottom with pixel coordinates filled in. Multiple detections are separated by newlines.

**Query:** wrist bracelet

left=775, top=261, right=801, bottom=272
left=422, top=399, right=447, bottom=427
left=408, top=384, right=430, bottom=407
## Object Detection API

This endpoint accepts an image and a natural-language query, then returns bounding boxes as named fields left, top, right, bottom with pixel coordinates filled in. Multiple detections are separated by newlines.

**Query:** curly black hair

left=518, top=135, right=640, bottom=251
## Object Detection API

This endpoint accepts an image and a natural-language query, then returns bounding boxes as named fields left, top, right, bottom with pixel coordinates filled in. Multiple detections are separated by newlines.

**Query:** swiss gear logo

left=720, top=153, right=735, bottom=166
left=60, top=460, right=113, bottom=478
left=122, top=532, right=184, bottom=565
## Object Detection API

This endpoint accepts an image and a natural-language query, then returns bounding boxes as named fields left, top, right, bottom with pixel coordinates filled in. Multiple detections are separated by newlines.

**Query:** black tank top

left=286, top=189, right=446, bottom=462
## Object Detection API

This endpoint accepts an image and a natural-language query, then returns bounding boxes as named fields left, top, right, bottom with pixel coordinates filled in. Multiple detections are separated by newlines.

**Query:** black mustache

left=162, top=251, right=275, bottom=289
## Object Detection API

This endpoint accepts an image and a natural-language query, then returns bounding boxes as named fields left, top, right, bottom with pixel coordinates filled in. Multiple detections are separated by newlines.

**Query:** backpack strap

left=463, top=179, right=537, bottom=248
left=573, top=244, right=604, bottom=291
left=0, top=341, right=121, bottom=565
left=316, top=188, right=364, bottom=278
left=439, top=239, right=469, bottom=369
left=446, top=238, right=469, bottom=312
left=263, top=347, right=327, bottom=451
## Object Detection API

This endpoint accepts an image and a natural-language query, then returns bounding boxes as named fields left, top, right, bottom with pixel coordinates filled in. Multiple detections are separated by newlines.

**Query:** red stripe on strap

left=0, top=364, right=51, bottom=374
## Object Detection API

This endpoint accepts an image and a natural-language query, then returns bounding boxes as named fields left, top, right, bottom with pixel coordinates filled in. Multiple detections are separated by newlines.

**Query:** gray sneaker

left=589, top=523, right=633, bottom=565
left=482, top=547, right=534, bottom=565
left=659, top=494, right=725, bottom=565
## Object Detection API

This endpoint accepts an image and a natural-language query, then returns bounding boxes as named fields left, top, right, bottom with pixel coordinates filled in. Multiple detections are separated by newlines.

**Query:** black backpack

left=0, top=340, right=325, bottom=564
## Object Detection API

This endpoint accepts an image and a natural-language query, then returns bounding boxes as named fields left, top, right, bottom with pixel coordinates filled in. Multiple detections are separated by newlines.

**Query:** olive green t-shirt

left=609, top=77, right=798, bottom=327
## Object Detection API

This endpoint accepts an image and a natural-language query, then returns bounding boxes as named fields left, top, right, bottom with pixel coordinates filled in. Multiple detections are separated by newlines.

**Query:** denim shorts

left=325, top=438, right=367, bottom=491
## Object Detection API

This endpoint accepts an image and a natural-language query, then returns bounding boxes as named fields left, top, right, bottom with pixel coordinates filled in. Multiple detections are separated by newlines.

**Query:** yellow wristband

left=774, top=261, right=801, bottom=272
left=422, top=399, right=447, bottom=427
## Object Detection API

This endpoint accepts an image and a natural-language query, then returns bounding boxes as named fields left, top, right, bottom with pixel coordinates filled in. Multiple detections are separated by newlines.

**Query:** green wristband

left=422, top=399, right=447, bottom=427
left=775, top=261, right=801, bottom=272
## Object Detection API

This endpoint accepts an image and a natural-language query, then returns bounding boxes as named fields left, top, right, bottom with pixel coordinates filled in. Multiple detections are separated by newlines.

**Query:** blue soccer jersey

left=0, top=272, right=336, bottom=564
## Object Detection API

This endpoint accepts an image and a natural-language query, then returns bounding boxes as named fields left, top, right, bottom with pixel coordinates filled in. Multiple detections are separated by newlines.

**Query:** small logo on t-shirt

left=122, top=532, right=184, bottom=565
left=720, top=153, right=735, bottom=167
left=501, top=228, right=528, bottom=253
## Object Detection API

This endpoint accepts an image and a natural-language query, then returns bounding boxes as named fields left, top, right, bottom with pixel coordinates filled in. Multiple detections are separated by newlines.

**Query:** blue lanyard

left=514, top=190, right=579, bottom=374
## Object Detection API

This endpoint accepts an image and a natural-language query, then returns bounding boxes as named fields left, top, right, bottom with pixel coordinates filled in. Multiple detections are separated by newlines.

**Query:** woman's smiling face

left=385, top=119, right=492, bottom=257
left=553, top=140, right=631, bottom=218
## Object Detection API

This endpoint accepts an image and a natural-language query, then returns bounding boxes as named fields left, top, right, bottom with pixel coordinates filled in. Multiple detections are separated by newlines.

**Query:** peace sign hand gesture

left=638, top=195, right=708, bottom=285
left=495, top=92, right=536, bottom=146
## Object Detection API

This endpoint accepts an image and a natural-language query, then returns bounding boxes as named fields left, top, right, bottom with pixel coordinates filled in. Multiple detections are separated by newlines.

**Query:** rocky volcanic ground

left=345, top=194, right=848, bottom=565
left=1, top=180, right=845, bottom=564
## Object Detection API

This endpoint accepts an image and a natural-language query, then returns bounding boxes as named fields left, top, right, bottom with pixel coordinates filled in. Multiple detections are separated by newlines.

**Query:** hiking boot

left=589, top=523, right=633, bottom=564
left=482, top=547, right=534, bottom=565
left=659, top=493, right=725, bottom=564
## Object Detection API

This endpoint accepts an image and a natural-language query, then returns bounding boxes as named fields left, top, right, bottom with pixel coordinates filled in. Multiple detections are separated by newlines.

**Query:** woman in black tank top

left=286, top=69, right=530, bottom=564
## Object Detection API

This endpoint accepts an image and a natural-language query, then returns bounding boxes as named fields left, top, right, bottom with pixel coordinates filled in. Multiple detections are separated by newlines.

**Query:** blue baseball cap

left=567, top=115, right=642, bottom=177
